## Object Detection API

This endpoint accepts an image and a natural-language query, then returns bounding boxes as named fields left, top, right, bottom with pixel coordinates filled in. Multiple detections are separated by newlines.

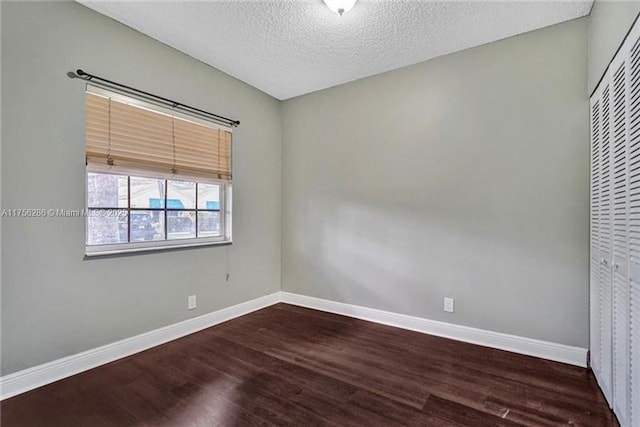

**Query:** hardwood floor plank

left=0, top=303, right=616, bottom=426
left=423, top=394, right=523, bottom=427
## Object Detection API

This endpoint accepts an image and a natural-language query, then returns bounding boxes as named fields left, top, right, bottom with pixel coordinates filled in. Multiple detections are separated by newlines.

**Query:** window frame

left=85, top=172, right=232, bottom=256
left=83, top=85, right=233, bottom=257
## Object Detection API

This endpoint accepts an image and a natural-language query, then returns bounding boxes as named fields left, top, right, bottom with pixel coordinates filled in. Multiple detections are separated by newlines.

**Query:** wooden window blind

left=85, top=88, right=232, bottom=182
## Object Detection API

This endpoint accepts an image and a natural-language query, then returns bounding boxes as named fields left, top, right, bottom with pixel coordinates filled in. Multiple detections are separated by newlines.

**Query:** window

left=85, top=86, right=232, bottom=255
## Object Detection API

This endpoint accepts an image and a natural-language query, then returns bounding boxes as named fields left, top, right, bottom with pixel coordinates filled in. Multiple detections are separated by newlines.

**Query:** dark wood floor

left=1, top=303, right=616, bottom=426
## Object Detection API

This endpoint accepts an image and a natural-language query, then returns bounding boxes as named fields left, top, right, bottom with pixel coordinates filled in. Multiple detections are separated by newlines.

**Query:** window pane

left=130, top=176, right=165, bottom=209
left=167, top=180, right=195, bottom=209
left=167, top=211, right=196, bottom=240
left=87, top=173, right=127, bottom=208
left=87, top=209, right=128, bottom=245
left=198, top=183, right=220, bottom=210
left=130, top=210, right=164, bottom=242
left=198, top=211, right=221, bottom=237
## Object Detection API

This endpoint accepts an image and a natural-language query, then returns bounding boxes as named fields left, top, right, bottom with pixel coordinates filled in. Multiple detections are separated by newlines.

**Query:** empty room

left=1, top=0, right=639, bottom=425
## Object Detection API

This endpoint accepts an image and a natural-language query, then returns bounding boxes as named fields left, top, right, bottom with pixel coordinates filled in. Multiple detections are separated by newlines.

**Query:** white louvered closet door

left=611, top=56, right=630, bottom=427
left=591, top=15, right=640, bottom=427
left=599, top=81, right=614, bottom=406
left=629, top=23, right=640, bottom=427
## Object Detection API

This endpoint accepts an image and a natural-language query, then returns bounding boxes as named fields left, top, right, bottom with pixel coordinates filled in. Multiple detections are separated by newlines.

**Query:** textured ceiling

left=78, top=0, right=593, bottom=100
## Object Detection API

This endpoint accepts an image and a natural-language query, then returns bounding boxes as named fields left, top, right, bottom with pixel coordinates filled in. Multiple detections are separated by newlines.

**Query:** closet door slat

left=591, top=94, right=603, bottom=381
left=611, top=59, right=630, bottom=427
left=629, top=28, right=640, bottom=427
left=599, top=83, right=614, bottom=406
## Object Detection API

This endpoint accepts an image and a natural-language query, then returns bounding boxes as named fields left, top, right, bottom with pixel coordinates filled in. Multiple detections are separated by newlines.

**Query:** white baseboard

left=1, top=290, right=588, bottom=401
left=0, top=292, right=280, bottom=401
left=279, top=292, right=588, bottom=368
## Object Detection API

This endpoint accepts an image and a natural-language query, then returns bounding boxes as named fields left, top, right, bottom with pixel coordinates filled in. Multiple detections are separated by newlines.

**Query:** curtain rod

left=72, top=69, right=240, bottom=128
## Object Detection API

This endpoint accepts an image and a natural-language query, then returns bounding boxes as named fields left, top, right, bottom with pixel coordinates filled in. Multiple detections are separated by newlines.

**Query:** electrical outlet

left=188, top=295, right=197, bottom=310
left=444, top=297, right=454, bottom=313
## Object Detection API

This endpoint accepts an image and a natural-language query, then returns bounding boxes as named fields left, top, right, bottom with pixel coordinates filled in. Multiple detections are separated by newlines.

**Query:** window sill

left=84, top=239, right=232, bottom=258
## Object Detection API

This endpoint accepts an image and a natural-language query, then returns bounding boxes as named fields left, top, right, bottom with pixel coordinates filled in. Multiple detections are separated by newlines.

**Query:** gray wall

left=1, top=1, right=593, bottom=376
left=588, top=0, right=640, bottom=94
left=282, top=18, right=589, bottom=347
left=1, top=1, right=282, bottom=375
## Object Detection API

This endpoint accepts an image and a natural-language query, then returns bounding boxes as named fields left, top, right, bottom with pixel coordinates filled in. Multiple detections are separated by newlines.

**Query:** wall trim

left=0, top=292, right=281, bottom=401
left=280, top=292, right=588, bottom=368
left=1, top=290, right=588, bottom=401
